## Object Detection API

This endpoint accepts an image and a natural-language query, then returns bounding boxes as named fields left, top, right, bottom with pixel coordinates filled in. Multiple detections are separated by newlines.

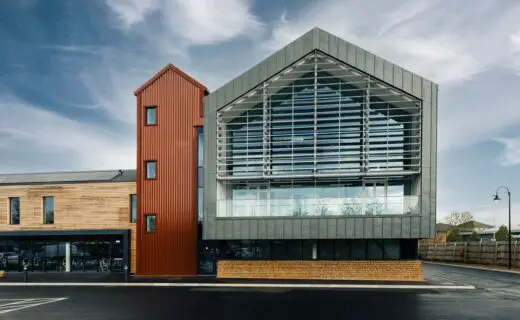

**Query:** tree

left=468, top=231, right=480, bottom=242
left=495, top=225, right=512, bottom=241
left=444, top=211, right=474, bottom=227
left=447, top=229, right=461, bottom=242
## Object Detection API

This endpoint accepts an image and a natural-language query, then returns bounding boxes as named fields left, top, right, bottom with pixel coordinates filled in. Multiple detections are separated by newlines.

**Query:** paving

left=0, top=263, right=518, bottom=319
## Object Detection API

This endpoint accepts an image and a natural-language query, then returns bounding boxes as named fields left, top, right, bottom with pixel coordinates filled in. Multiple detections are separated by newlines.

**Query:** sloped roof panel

left=207, top=27, right=437, bottom=113
left=0, top=169, right=136, bottom=185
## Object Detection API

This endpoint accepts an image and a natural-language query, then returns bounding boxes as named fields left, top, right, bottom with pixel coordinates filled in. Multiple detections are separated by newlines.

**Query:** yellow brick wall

left=217, top=260, right=424, bottom=282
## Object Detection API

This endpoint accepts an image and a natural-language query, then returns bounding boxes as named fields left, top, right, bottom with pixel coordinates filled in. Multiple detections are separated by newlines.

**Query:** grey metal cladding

left=392, top=217, right=402, bottom=238
left=249, top=220, right=258, bottom=239
left=319, top=219, right=328, bottom=238
left=411, top=217, right=421, bottom=238
left=337, top=219, right=346, bottom=238
left=206, top=27, right=436, bottom=113
left=302, top=219, right=311, bottom=238
left=383, top=60, right=393, bottom=84
left=354, top=219, right=363, bottom=238
left=363, top=218, right=373, bottom=239
left=421, top=216, right=430, bottom=238
left=355, top=47, right=366, bottom=72
left=224, top=220, right=233, bottom=240
left=365, top=52, right=375, bottom=76
left=318, top=28, right=329, bottom=52
left=403, top=70, right=413, bottom=93
left=284, top=219, right=292, bottom=238
left=328, top=33, right=339, bottom=57
left=275, top=49, right=286, bottom=71
left=258, top=220, right=267, bottom=239
left=232, top=219, right=241, bottom=239
left=267, top=220, right=276, bottom=239
left=374, top=56, right=384, bottom=80
left=275, top=219, right=284, bottom=238
left=310, top=219, right=319, bottom=238
left=346, top=221, right=355, bottom=238
left=412, top=74, right=422, bottom=99
left=373, top=218, right=383, bottom=238
left=382, top=218, right=392, bottom=238
left=393, top=66, right=403, bottom=89
left=292, top=219, right=302, bottom=239
left=240, top=220, right=250, bottom=239
left=401, top=216, right=411, bottom=238
left=327, top=219, right=336, bottom=239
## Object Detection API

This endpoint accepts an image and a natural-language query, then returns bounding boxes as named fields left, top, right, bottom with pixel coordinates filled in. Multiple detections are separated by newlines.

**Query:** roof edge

left=134, top=63, right=208, bottom=96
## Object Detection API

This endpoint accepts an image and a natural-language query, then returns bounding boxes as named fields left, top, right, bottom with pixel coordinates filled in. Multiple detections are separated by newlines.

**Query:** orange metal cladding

left=135, top=65, right=206, bottom=276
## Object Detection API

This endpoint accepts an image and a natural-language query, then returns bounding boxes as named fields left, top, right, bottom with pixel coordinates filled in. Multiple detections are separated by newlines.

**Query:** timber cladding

left=217, top=260, right=424, bottom=281
left=0, top=182, right=137, bottom=273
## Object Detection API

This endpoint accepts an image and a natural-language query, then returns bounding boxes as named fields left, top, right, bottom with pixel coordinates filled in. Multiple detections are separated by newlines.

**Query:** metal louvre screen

left=216, top=51, right=421, bottom=180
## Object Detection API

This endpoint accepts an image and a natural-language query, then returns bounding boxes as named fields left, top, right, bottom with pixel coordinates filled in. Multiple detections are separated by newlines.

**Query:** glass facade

left=43, top=196, right=54, bottom=224
left=197, top=127, right=204, bottom=222
left=217, top=178, right=419, bottom=217
left=197, top=239, right=417, bottom=275
left=9, top=197, right=20, bottom=225
left=215, top=51, right=422, bottom=219
left=130, top=194, right=137, bottom=223
left=0, top=235, right=125, bottom=272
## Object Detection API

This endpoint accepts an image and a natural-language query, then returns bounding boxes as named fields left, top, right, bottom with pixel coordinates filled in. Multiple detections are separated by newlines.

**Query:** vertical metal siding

left=136, top=69, right=203, bottom=276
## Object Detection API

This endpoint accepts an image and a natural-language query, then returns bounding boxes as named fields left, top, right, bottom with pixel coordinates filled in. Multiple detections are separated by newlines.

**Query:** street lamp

left=493, top=186, right=512, bottom=270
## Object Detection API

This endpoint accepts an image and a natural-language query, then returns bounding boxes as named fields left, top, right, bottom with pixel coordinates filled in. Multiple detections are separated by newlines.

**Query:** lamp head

left=493, top=194, right=501, bottom=203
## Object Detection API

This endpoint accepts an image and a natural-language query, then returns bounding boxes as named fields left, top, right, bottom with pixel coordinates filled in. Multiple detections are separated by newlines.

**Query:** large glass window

left=43, top=196, right=54, bottom=224
left=146, top=161, right=156, bottom=179
left=216, top=52, right=421, bottom=178
left=218, top=178, right=418, bottom=217
left=9, top=197, right=20, bottom=225
left=130, top=194, right=137, bottom=223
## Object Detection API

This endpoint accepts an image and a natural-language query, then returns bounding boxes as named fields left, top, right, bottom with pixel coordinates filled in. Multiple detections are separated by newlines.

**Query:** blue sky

left=1, top=0, right=520, bottom=226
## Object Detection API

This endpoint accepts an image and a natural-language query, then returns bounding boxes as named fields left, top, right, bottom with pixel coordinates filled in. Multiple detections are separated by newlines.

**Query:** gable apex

left=134, top=63, right=208, bottom=96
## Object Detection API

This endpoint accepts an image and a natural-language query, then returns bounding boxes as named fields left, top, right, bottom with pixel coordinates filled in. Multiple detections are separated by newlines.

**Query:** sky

left=1, top=0, right=520, bottom=227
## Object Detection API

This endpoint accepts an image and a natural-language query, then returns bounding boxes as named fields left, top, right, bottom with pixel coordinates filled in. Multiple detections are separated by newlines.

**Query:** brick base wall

left=217, top=260, right=423, bottom=281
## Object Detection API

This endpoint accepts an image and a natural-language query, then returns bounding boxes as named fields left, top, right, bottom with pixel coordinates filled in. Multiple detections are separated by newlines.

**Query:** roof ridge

left=134, top=63, right=208, bottom=96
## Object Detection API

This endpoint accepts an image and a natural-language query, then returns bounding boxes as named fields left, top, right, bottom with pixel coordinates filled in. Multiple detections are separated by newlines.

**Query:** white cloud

left=0, top=94, right=135, bottom=172
left=263, top=0, right=520, bottom=85
left=105, top=0, right=263, bottom=46
left=496, top=137, right=520, bottom=166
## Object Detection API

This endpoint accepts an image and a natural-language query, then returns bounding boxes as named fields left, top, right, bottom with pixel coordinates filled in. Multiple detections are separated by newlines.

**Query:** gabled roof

left=205, top=27, right=437, bottom=113
left=134, top=63, right=208, bottom=96
left=456, top=220, right=494, bottom=232
left=0, top=169, right=136, bottom=186
left=436, top=223, right=454, bottom=232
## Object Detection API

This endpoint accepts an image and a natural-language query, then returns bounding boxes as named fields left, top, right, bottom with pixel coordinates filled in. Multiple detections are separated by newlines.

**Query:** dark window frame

left=145, top=214, right=156, bottom=233
left=130, top=194, right=137, bottom=223
left=145, top=160, right=157, bottom=180
left=145, top=106, right=157, bottom=126
left=9, top=197, right=20, bottom=225
left=42, top=196, right=54, bottom=225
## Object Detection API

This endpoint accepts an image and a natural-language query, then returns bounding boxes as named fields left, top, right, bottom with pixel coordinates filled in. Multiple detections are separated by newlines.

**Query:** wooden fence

left=419, top=241, right=520, bottom=267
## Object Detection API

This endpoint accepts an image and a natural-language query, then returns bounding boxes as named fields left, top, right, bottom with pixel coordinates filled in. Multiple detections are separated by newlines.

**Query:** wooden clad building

left=0, top=170, right=137, bottom=273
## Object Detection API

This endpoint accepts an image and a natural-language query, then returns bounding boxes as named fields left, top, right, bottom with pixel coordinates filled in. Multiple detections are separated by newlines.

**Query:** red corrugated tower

left=134, top=64, right=207, bottom=276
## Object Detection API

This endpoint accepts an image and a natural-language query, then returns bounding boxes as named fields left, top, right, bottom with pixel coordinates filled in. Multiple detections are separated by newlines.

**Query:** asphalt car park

left=0, top=263, right=518, bottom=320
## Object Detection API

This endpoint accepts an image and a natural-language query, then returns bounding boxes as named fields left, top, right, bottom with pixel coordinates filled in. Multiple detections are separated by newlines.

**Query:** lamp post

left=493, top=186, right=512, bottom=270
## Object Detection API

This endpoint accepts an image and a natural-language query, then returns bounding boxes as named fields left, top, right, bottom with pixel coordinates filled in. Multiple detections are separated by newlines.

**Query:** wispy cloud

left=496, top=137, right=520, bottom=166
left=0, top=94, right=134, bottom=173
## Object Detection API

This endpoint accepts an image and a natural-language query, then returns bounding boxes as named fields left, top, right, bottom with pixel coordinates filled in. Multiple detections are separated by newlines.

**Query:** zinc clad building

left=200, top=28, right=437, bottom=278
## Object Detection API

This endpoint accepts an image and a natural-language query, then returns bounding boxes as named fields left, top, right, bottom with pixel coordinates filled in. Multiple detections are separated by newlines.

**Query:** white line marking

left=0, top=298, right=68, bottom=315
left=423, top=261, right=520, bottom=275
left=424, top=272, right=475, bottom=287
left=0, top=282, right=476, bottom=290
